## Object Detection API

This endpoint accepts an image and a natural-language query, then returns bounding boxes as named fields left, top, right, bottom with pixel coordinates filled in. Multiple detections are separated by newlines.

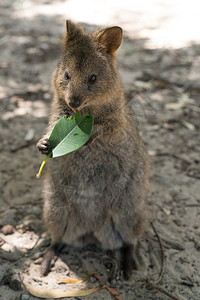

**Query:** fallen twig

left=185, top=203, right=200, bottom=207
left=87, top=258, right=123, bottom=300
left=158, top=238, right=185, bottom=251
left=147, top=222, right=182, bottom=300
left=150, top=221, right=165, bottom=284
left=147, top=282, right=181, bottom=300
left=153, top=151, right=192, bottom=164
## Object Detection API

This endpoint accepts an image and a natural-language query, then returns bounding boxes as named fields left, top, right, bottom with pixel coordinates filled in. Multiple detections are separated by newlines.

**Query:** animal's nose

left=69, top=96, right=81, bottom=109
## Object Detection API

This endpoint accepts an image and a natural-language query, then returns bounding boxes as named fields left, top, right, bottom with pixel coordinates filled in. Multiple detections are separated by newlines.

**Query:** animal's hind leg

left=114, top=241, right=138, bottom=280
left=40, top=217, right=67, bottom=276
left=41, top=242, right=65, bottom=276
left=120, top=242, right=138, bottom=280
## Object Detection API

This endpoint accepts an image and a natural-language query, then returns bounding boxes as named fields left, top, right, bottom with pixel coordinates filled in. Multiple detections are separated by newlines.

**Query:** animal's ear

left=65, top=20, right=82, bottom=40
left=96, top=26, right=122, bottom=57
left=66, top=20, right=75, bottom=34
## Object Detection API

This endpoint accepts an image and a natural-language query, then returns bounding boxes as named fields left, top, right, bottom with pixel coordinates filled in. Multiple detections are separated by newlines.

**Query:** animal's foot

left=36, top=243, right=65, bottom=276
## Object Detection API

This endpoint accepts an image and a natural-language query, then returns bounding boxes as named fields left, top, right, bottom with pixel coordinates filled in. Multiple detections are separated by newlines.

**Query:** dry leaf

left=165, top=100, right=200, bottom=112
left=162, top=207, right=171, bottom=216
left=165, top=102, right=185, bottom=110
left=22, top=281, right=100, bottom=298
left=185, top=104, right=200, bottom=112
left=180, top=120, right=195, bottom=131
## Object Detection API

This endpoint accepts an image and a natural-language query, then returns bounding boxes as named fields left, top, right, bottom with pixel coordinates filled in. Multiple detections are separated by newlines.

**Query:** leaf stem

left=36, top=156, right=50, bottom=178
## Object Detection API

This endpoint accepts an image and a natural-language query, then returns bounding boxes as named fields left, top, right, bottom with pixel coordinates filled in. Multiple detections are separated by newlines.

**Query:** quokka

left=37, top=20, right=151, bottom=279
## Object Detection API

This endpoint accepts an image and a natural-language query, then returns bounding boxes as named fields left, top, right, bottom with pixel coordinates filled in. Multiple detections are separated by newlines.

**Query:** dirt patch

left=0, top=1, right=200, bottom=300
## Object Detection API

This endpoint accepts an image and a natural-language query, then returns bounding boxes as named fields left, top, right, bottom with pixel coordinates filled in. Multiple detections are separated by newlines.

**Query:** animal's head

left=53, top=20, right=123, bottom=112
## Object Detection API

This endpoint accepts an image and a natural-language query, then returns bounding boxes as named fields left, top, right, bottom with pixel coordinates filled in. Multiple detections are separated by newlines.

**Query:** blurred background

left=10, top=0, right=200, bottom=48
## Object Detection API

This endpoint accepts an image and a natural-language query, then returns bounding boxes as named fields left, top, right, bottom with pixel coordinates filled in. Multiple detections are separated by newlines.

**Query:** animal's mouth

left=69, top=102, right=88, bottom=114
left=70, top=106, right=79, bottom=113
left=68, top=101, right=82, bottom=113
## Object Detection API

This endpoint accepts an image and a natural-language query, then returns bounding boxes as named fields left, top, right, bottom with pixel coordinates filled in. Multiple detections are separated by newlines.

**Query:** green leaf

left=48, top=110, right=93, bottom=158
left=36, top=110, right=93, bottom=178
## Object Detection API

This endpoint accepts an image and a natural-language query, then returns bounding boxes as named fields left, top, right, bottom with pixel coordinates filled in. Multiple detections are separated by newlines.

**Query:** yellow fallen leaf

left=22, top=281, right=100, bottom=299
left=58, top=275, right=90, bottom=284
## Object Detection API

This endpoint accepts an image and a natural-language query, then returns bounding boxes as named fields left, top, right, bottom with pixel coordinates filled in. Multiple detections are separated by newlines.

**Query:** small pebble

left=9, top=279, right=22, bottom=291
left=1, top=224, right=15, bottom=235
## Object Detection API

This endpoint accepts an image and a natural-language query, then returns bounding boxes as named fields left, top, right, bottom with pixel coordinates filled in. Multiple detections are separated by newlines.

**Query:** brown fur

left=37, top=20, right=151, bottom=279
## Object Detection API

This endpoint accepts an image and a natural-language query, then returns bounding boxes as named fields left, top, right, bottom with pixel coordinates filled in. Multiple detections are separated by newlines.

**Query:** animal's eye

left=64, top=71, right=70, bottom=80
left=88, top=74, right=97, bottom=84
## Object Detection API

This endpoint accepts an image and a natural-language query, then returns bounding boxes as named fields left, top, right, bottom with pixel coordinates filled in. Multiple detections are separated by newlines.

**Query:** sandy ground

left=0, top=1, right=200, bottom=300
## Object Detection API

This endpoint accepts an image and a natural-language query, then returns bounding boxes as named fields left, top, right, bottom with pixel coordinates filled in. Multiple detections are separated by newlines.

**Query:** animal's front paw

left=36, top=137, right=51, bottom=155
